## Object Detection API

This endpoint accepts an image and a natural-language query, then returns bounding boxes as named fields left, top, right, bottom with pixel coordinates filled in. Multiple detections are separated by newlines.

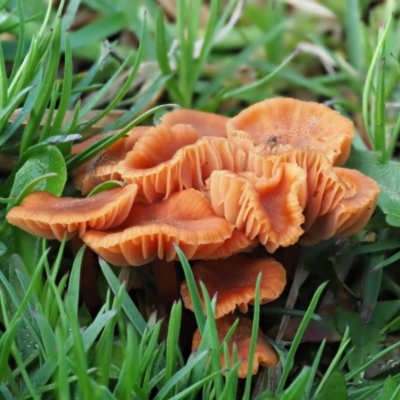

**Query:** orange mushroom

left=72, top=126, right=149, bottom=195
left=117, top=124, right=200, bottom=202
left=227, top=97, right=354, bottom=165
left=303, top=167, right=380, bottom=243
left=81, top=189, right=252, bottom=267
left=118, top=125, right=247, bottom=203
left=180, top=254, right=286, bottom=318
left=6, top=184, right=138, bottom=241
left=160, top=108, right=229, bottom=137
left=208, top=163, right=306, bottom=253
left=247, top=148, right=347, bottom=230
left=192, top=314, right=279, bottom=377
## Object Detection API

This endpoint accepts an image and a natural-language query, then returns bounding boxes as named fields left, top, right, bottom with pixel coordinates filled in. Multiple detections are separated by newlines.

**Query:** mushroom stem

left=151, top=259, right=180, bottom=312
left=0, top=154, right=18, bottom=173
left=71, top=238, right=103, bottom=318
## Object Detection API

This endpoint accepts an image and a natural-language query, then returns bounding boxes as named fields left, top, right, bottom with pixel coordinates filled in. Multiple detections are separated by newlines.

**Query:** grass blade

left=276, top=281, right=328, bottom=393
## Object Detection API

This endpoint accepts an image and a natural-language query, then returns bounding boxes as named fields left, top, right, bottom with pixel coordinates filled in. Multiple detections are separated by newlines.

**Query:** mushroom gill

left=119, top=129, right=247, bottom=203
left=192, top=314, right=279, bottom=378
left=247, top=148, right=347, bottom=230
left=227, top=97, right=354, bottom=165
left=6, top=184, right=138, bottom=241
left=118, top=124, right=201, bottom=202
left=208, top=163, right=306, bottom=252
left=180, top=254, right=286, bottom=318
left=303, top=167, right=380, bottom=243
left=81, top=188, right=239, bottom=267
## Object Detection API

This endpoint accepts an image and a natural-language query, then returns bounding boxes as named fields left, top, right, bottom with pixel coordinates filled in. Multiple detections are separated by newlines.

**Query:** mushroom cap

left=227, top=97, right=354, bottom=165
left=160, top=108, right=229, bottom=137
left=303, top=167, right=380, bottom=243
left=72, top=126, right=149, bottom=195
left=192, top=314, right=279, bottom=377
left=81, top=188, right=239, bottom=266
left=119, top=124, right=201, bottom=170
left=6, top=184, right=138, bottom=241
left=208, top=163, right=306, bottom=253
left=119, top=126, right=247, bottom=203
left=181, top=254, right=286, bottom=318
left=203, top=229, right=257, bottom=260
left=117, top=124, right=200, bottom=202
left=247, top=148, right=347, bottom=230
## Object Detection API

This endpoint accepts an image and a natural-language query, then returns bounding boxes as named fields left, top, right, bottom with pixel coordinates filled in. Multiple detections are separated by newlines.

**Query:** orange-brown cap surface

left=181, top=254, right=286, bottom=318
left=209, top=164, right=306, bottom=253
left=247, top=149, right=347, bottom=230
left=192, top=314, right=279, bottom=377
left=304, top=168, right=380, bottom=242
left=6, top=184, right=138, bottom=241
left=160, top=108, right=229, bottom=137
left=119, top=127, right=247, bottom=203
left=72, top=126, right=149, bottom=195
left=81, top=189, right=237, bottom=266
left=201, top=229, right=256, bottom=260
left=227, top=97, right=354, bottom=165
left=118, top=124, right=200, bottom=202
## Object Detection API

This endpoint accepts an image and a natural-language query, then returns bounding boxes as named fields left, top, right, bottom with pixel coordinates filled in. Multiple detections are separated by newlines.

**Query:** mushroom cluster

left=6, top=97, right=380, bottom=377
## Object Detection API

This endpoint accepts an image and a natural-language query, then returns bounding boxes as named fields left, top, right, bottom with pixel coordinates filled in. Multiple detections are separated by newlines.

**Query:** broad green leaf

left=8, top=254, right=43, bottom=361
left=337, top=301, right=400, bottom=379
left=9, top=145, right=66, bottom=202
left=5, top=145, right=65, bottom=273
left=32, top=310, right=57, bottom=358
left=345, top=148, right=400, bottom=226
left=314, top=371, right=347, bottom=400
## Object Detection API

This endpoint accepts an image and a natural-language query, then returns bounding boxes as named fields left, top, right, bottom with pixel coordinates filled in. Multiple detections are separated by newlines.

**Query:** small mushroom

left=119, top=124, right=201, bottom=172
left=81, top=189, right=249, bottom=266
left=227, top=97, right=354, bottom=165
left=192, top=314, right=279, bottom=377
left=303, top=167, right=380, bottom=243
left=118, top=125, right=247, bottom=203
left=180, top=254, right=286, bottom=318
left=6, top=184, right=138, bottom=240
left=160, top=108, right=229, bottom=137
left=72, top=126, right=149, bottom=195
left=117, top=124, right=200, bottom=202
left=248, top=148, right=347, bottom=229
left=208, top=163, right=306, bottom=252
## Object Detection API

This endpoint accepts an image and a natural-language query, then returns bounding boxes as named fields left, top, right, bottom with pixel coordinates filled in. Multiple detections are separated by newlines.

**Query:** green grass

left=2, top=0, right=400, bottom=399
